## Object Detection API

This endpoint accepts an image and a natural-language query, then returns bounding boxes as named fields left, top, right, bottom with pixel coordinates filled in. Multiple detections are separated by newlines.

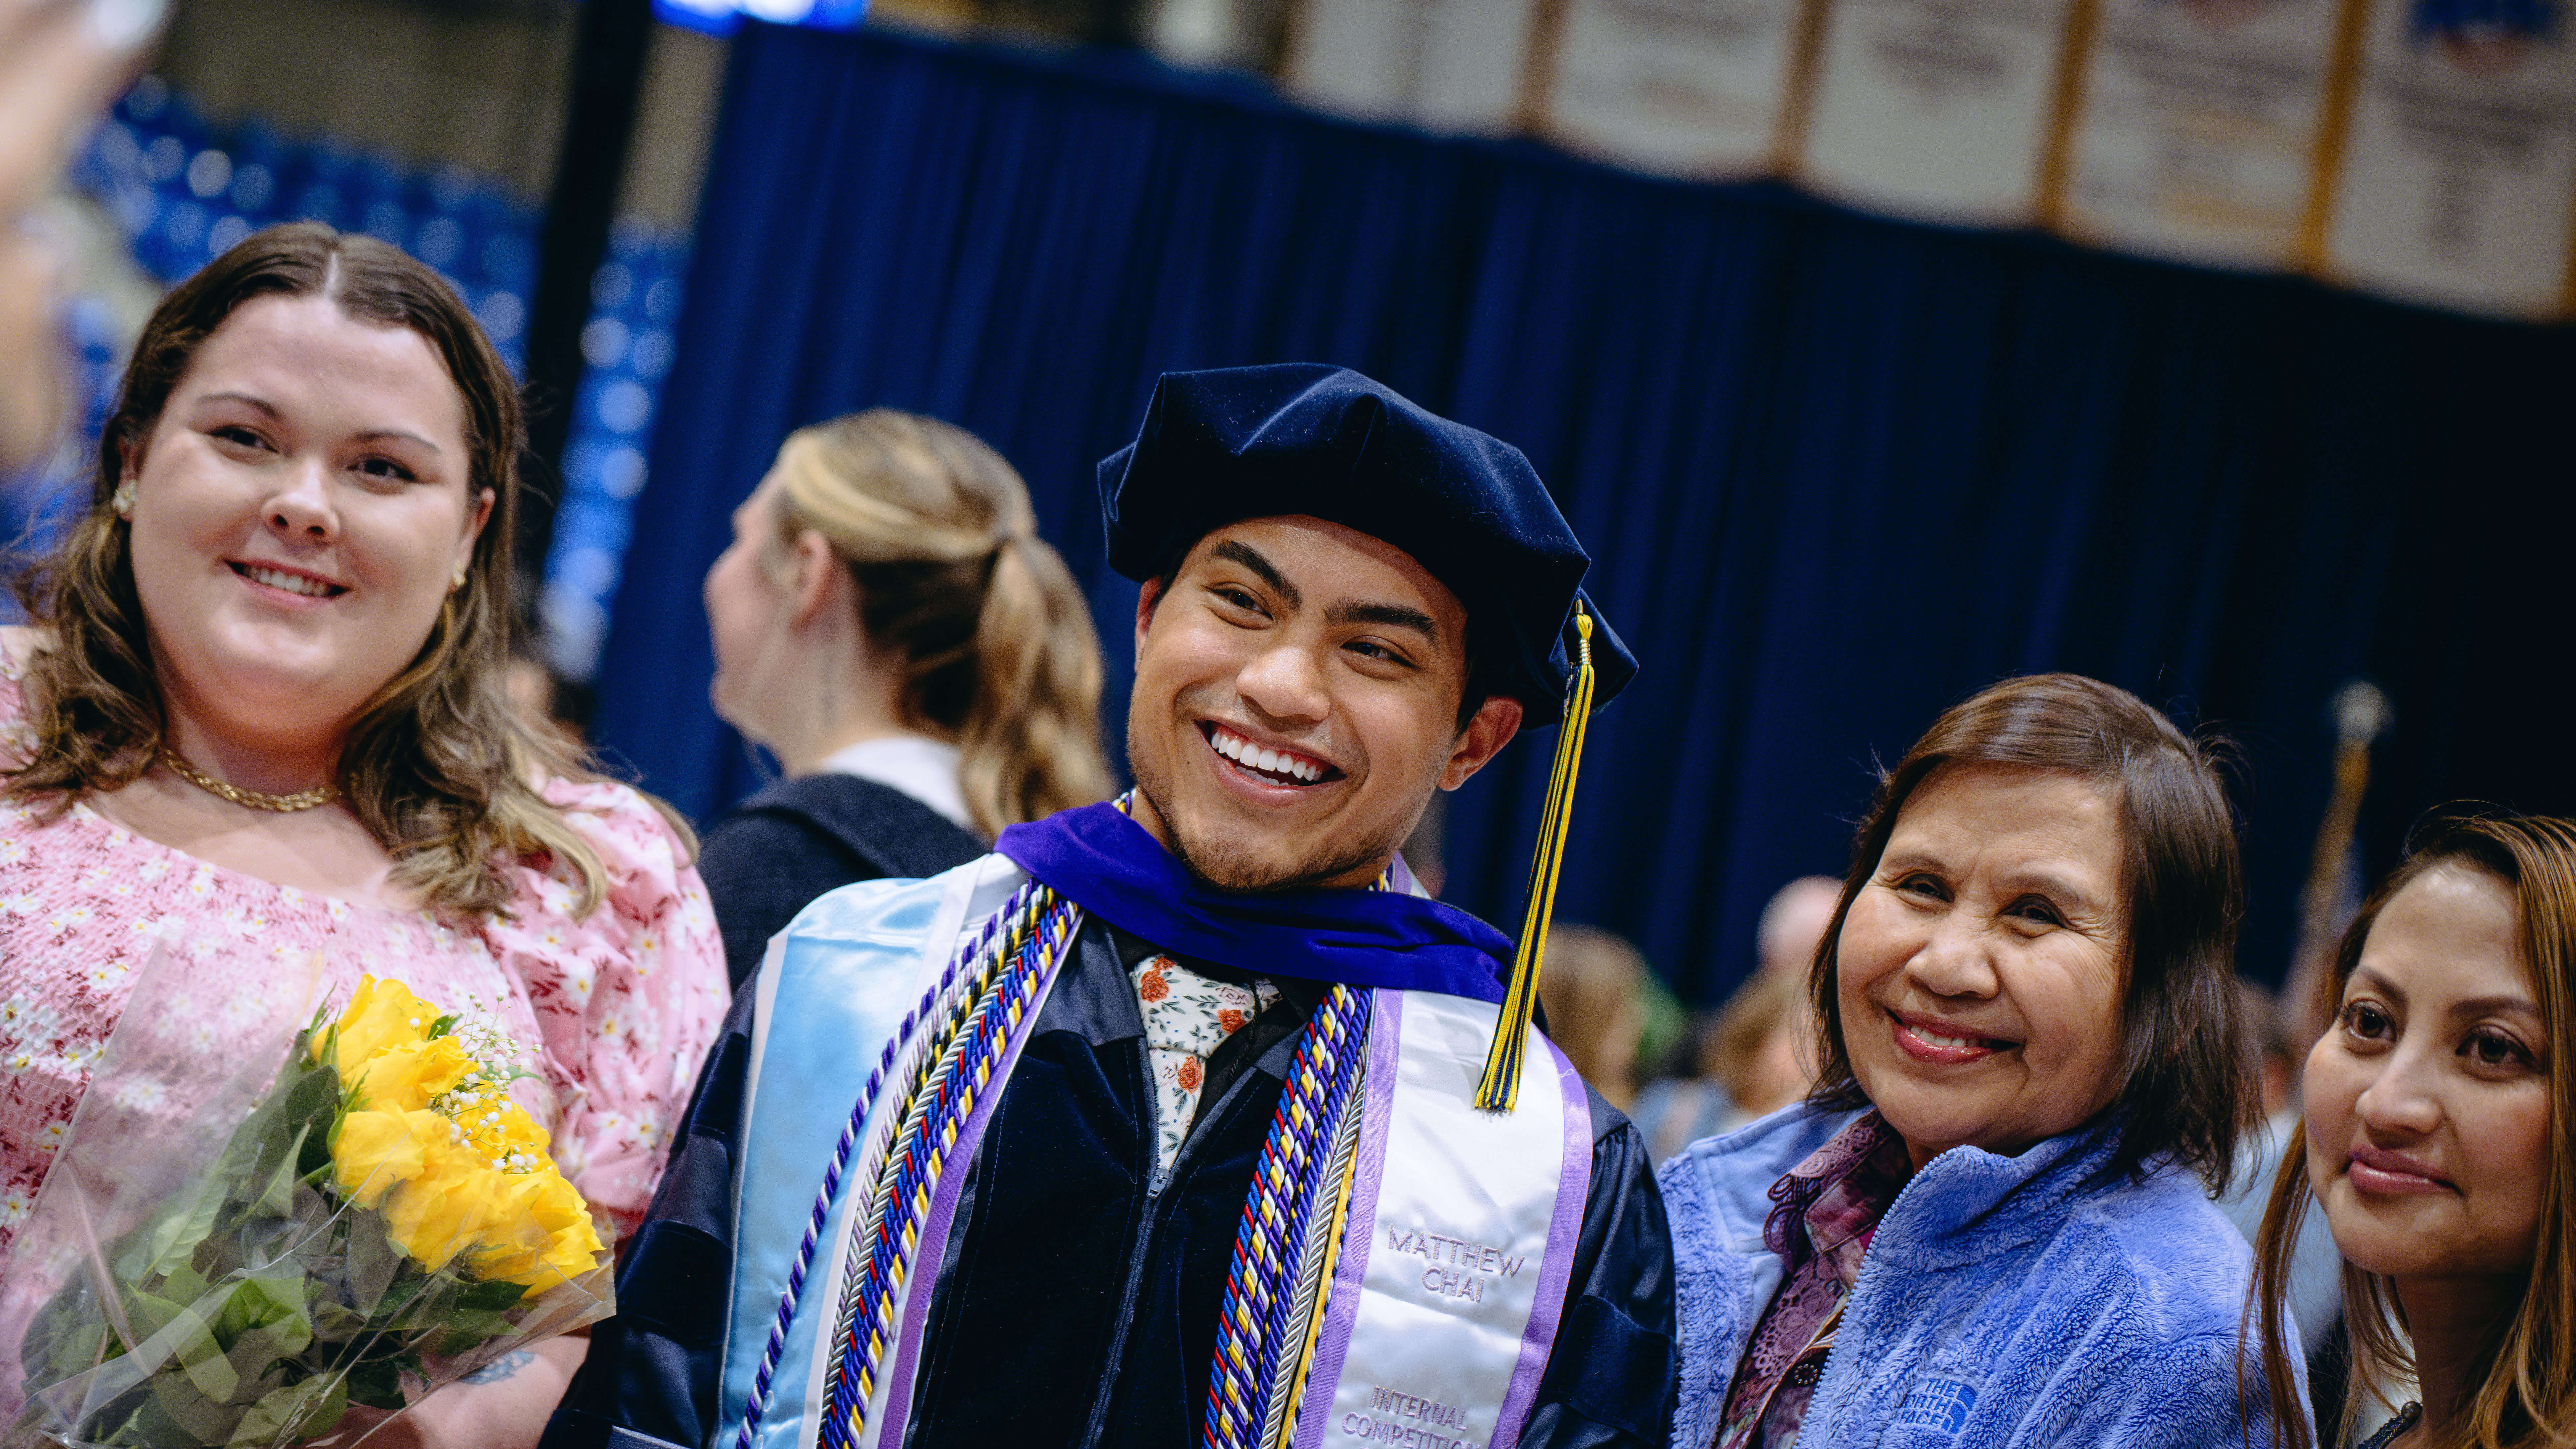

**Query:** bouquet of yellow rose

left=2, top=961, right=614, bottom=1448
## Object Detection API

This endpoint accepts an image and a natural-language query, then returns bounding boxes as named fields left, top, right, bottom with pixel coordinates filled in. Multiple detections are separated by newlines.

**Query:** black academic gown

left=695, top=775, right=985, bottom=992
left=543, top=920, right=1678, bottom=1449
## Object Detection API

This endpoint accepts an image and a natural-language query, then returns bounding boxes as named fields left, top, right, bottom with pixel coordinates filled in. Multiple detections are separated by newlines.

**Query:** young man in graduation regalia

left=543, top=365, right=1677, bottom=1449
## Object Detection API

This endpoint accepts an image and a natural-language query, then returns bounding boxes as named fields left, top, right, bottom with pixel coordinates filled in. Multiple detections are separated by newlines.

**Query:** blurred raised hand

left=0, top=0, right=162, bottom=468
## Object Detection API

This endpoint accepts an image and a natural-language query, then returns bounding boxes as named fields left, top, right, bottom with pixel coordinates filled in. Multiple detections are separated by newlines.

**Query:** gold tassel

left=1474, top=603, right=1597, bottom=1113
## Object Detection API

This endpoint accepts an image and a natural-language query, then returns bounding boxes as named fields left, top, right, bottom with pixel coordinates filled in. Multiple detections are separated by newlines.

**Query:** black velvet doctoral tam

left=1097, top=363, right=1639, bottom=717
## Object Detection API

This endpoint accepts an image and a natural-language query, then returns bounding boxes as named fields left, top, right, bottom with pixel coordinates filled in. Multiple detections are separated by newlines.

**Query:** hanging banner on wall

left=2321, top=0, right=2576, bottom=317
left=1793, top=0, right=2083, bottom=224
left=1285, top=0, right=1547, bottom=135
left=2053, top=0, right=2356, bottom=267
left=1539, top=0, right=1814, bottom=178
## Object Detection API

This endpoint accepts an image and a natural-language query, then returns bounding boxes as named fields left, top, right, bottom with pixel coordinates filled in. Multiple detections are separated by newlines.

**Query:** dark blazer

left=542, top=919, right=1678, bottom=1449
left=694, top=773, right=985, bottom=991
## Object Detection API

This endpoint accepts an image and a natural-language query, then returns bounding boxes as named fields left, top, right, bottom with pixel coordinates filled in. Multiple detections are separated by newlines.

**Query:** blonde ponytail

left=769, top=411, right=1112, bottom=837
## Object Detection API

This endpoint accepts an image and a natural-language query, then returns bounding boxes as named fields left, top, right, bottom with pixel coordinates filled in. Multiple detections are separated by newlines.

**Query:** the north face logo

left=1890, top=1378, right=1979, bottom=1434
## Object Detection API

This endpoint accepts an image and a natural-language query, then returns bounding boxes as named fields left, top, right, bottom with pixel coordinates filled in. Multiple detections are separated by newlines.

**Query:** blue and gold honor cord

left=814, top=888, right=1079, bottom=1449
left=1203, top=982, right=1374, bottom=1449
left=730, top=880, right=1083, bottom=1449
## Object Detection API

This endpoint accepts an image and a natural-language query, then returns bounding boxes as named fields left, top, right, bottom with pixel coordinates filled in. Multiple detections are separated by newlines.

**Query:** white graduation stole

left=1291, top=990, right=1590, bottom=1449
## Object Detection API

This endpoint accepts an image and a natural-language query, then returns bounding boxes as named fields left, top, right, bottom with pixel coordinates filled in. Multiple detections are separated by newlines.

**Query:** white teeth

left=243, top=564, right=332, bottom=597
left=1212, top=726, right=1326, bottom=783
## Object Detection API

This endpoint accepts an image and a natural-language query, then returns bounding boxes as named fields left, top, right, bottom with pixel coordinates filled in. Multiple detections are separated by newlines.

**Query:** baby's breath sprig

left=422, top=1010, right=549, bottom=1174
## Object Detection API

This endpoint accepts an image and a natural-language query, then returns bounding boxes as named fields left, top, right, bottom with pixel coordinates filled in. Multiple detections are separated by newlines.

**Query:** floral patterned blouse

left=0, top=660, right=729, bottom=1259
left=1129, top=953, right=1277, bottom=1178
left=1717, top=1110, right=1916, bottom=1449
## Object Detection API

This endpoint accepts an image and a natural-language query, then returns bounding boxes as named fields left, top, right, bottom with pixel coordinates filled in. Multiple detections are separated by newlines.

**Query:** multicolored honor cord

left=1204, top=982, right=1375, bottom=1449
left=814, top=885, right=1081, bottom=1449
left=728, top=879, right=1081, bottom=1449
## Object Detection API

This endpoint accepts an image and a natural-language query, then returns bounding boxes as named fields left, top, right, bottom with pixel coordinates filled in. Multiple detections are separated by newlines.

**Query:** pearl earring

left=450, top=562, right=468, bottom=591
left=111, top=480, right=136, bottom=519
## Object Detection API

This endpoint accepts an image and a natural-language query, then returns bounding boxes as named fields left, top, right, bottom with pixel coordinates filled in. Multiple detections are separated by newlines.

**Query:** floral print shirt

left=1716, top=1110, right=1915, bottom=1449
left=1129, top=952, right=1277, bottom=1178
left=0, top=660, right=729, bottom=1258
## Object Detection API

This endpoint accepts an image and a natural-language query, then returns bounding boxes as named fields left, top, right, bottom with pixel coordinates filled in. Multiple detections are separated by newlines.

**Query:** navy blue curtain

left=592, top=20, right=2576, bottom=1005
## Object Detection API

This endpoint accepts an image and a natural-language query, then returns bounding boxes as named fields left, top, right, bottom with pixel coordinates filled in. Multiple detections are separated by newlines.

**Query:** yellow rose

left=380, top=1137, right=511, bottom=1272
left=330, top=1107, right=445, bottom=1209
left=489, top=1226, right=606, bottom=1290
left=474, top=1172, right=605, bottom=1288
left=349, top=1037, right=473, bottom=1114
left=318, top=976, right=439, bottom=1074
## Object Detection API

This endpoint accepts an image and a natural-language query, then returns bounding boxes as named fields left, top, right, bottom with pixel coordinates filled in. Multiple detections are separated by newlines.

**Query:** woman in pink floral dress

left=0, top=223, right=728, bottom=1446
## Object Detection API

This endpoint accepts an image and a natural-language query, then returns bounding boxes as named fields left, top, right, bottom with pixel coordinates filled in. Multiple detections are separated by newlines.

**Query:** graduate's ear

left=1134, top=574, right=1166, bottom=660
left=1440, top=694, right=1523, bottom=791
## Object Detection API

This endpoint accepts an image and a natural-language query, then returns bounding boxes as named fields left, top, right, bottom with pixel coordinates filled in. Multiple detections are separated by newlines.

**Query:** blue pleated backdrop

left=591, top=21, right=2576, bottom=1004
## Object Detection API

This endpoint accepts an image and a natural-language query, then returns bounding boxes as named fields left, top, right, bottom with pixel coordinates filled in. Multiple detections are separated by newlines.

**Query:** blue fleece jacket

left=1660, top=1105, right=2306, bottom=1449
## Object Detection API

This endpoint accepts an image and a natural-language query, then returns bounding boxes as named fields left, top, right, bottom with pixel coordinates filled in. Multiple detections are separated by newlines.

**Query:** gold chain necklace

left=158, top=747, right=340, bottom=812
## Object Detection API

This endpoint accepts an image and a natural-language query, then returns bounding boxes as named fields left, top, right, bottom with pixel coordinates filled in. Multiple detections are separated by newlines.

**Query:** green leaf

left=427, top=1013, right=460, bottom=1040
left=218, top=1324, right=305, bottom=1405
left=61, top=1378, right=156, bottom=1447
left=297, top=1114, right=337, bottom=1181
left=342, top=1356, right=407, bottom=1411
left=308, top=1301, right=369, bottom=1344
left=162, top=1261, right=211, bottom=1308
left=170, top=1304, right=239, bottom=1404
left=125, top=1170, right=228, bottom=1283
left=248, top=1129, right=308, bottom=1220
left=229, top=1371, right=345, bottom=1445
left=453, top=1279, right=528, bottom=1313
left=343, top=1208, right=405, bottom=1316
left=283, top=1058, right=340, bottom=1126
left=149, top=1358, right=243, bottom=1442
left=119, top=1286, right=190, bottom=1346
left=20, top=1275, right=116, bottom=1391
left=211, top=1275, right=307, bottom=1348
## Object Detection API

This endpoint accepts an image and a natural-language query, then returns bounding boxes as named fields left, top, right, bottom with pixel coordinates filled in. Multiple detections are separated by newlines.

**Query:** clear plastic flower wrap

left=0, top=945, right=616, bottom=1448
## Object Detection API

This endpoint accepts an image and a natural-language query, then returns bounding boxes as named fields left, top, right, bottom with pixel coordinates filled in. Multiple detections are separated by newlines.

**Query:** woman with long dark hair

left=2249, top=814, right=2574, bottom=1449
left=0, top=223, right=729, bottom=1446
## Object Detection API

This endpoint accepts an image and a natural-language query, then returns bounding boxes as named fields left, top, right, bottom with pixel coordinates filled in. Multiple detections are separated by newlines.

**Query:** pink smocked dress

left=0, top=658, right=730, bottom=1260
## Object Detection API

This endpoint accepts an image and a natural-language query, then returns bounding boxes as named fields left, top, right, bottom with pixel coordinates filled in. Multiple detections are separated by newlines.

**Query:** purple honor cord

left=1203, top=984, right=1375, bottom=1449
left=730, top=884, right=1034, bottom=1449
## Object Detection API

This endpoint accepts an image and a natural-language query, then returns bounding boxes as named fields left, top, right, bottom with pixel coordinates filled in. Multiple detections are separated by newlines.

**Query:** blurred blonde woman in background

left=696, top=410, right=1114, bottom=985
left=2250, top=813, right=2576, bottom=1449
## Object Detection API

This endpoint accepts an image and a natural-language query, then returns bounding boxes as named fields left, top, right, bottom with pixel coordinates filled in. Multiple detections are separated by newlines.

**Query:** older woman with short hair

left=1663, top=673, right=2291, bottom=1448
left=0, top=222, right=728, bottom=1446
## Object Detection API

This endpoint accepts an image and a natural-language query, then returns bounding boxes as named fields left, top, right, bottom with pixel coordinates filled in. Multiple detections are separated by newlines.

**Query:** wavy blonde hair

left=2248, top=813, right=2576, bottom=1449
left=766, top=411, right=1111, bottom=838
left=4, top=222, right=688, bottom=921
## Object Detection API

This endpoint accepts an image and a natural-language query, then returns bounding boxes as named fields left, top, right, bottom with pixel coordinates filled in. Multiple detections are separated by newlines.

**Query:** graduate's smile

left=1127, top=518, right=1515, bottom=893
left=1200, top=720, right=1345, bottom=794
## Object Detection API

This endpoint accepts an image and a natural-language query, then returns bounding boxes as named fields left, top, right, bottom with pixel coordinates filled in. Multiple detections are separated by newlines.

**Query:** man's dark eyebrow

left=1326, top=599, right=1441, bottom=648
left=1209, top=540, right=1301, bottom=610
